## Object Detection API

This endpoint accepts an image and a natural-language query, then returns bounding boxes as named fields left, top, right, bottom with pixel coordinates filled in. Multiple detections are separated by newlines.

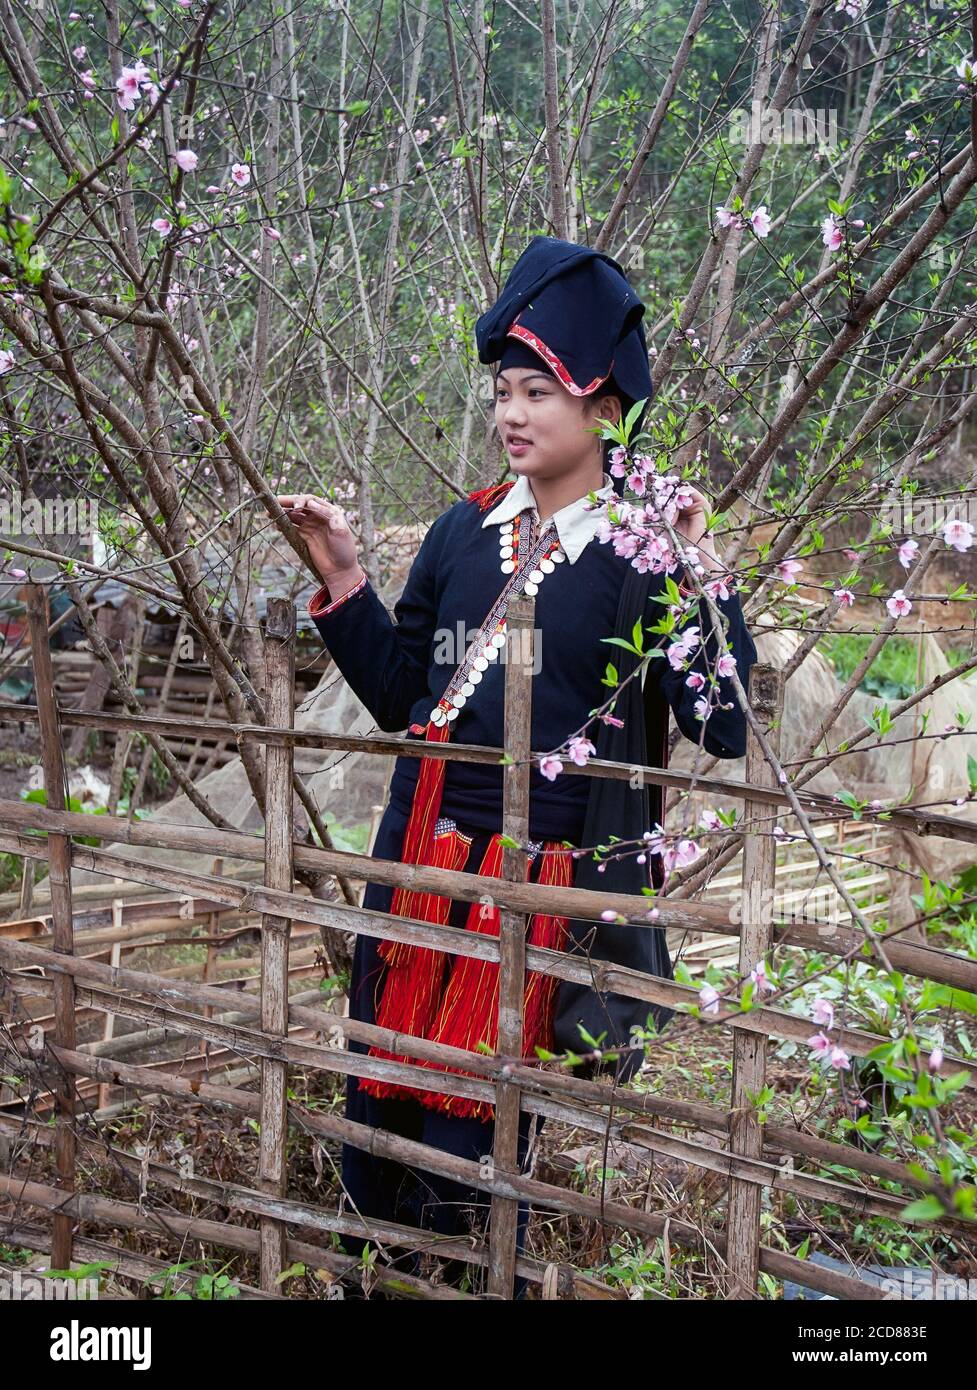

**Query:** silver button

left=540, top=558, right=555, bottom=573
left=523, top=581, right=538, bottom=596
left=500, top=559, right=515, bottom=573
left=473, top=656, right=489, bottom=671
left=468, top=668, right=482, bottom=684
left=528, top=569, right=544, bottom=584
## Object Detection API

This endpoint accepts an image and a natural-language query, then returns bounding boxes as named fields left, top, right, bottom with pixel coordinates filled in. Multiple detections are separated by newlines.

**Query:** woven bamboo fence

left=1, top=584, right=975, bottom=1300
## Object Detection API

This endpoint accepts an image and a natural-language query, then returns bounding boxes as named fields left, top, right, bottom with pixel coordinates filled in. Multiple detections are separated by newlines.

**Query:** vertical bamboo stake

left=488, top=593, right=535, bottom=1299
left=199, top=857, right=224, bottom=1069
left=258, top=599, right=295, bottom=1291
left=97, top=900, right=124, bottom=1110
left=726, top=663, right=784, bottom=1298
left=18, top=855, right=34, bottom=916
left=26, top=583, right=76, bottom=1272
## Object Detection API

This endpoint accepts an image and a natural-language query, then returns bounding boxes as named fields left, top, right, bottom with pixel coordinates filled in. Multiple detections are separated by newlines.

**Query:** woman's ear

left=594, top=393, right=622, bottom=430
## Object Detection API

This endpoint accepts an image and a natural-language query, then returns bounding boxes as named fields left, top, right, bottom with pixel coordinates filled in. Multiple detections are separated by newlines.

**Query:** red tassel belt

left=358, top=720, right=575, bottom=1122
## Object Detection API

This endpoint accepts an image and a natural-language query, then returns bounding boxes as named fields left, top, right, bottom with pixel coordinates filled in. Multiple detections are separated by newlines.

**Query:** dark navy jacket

left=309, top=493, right=757, bottom=843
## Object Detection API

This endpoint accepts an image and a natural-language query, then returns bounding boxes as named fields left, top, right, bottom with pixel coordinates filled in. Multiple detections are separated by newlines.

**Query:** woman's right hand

left=277, top=494, right=363, bottom=588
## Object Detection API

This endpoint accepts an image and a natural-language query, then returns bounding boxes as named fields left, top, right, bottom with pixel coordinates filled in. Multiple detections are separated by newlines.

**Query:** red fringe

left=356, top=667, right=577, bottom=1121
left=361, top=824, right=575, bottom=1122
left=467, top=480, right=515, bottom=513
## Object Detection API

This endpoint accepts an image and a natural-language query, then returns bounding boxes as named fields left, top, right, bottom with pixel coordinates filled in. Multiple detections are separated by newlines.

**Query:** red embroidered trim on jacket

left=308, top=575, right=367, bottom=618
left=506, top=314, right=612, bottom=396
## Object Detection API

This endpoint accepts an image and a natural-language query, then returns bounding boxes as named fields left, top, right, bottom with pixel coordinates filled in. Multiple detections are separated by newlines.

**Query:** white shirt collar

left=480, top=471, right=616, bottom=564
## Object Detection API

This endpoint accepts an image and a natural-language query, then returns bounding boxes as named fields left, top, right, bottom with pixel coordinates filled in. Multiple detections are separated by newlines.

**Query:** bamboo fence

left=0, top=584, right=975, bottom=1301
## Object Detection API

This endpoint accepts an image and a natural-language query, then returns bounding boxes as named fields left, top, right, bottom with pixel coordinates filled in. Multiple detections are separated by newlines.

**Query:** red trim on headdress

left=506, top=313, right=612, bottom=396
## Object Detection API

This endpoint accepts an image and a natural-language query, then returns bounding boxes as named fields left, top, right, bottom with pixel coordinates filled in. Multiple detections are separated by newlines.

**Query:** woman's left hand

left=673, top=485, right=711, bottom=546
left=673, top=485, right=725, bottom=574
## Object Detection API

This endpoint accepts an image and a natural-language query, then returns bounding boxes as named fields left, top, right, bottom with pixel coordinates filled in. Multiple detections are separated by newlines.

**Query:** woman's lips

left=507, top=438, right=532, bottom=454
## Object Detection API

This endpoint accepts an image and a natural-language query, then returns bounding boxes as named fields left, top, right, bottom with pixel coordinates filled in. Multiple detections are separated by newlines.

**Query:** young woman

left=279, top=237, right=757, bottom=1296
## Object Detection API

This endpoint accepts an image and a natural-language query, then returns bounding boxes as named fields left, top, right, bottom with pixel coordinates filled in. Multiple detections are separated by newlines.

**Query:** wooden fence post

left=487, top=593, right=535, bottom=1299
left=725, top=662, right=784, bottom=1298
left=258, top=599, right=295, bottom=1290
left=26, top=583, right=77, bottom=1272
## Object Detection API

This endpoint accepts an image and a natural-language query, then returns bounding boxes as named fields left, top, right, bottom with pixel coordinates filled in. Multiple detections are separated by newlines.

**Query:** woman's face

left=493, top=366, right=620, bottom=479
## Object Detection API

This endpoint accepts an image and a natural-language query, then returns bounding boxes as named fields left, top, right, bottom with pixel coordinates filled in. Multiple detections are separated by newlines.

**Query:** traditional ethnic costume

left=308, top=237, right=758, bottom=1292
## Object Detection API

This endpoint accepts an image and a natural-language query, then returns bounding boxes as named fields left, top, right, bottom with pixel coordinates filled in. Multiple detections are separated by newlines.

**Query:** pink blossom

left=705, top=575, right=731, bottom=600
left=717, top=653, right=737, bottom=677
left=885, top=589, right=912, bottom=619
left=566, top=736, right=596, bottom=767
left=116, top=60, right=152, bottom=112
left=263, top=226, right=282, bottom=240
left=828, top=1046, right=851, bottom=1071
left=693, top=696, right=711, bottom=721
left=686, top=671, right=706, bottom=692
left=0, top=348, right=15, bottom=374
left=699, top=984, right=721, bottom=1016
left=777, top=557, right=803, bottom=583
left=715, top=205, right=738, bottom=229
left=601, top=909, right=621, bottom=922
left=699, top=807, right=721, bottom=831
left=749, top=961, right=777, bottom=994
left=151, top=217, right=172, bottom=235
left=749, top=205, right=772, bottom=238
left=843, top=548, right=859, bottom=562
left=409, top=353, right=421, bottom=365
left=897, top=538, right=919, bottom=569
left=664, top=837, right=700, bottom=872
left=821, top=214, right=844, bottom=251
left=928, top=1046, right=944, bottom=1072
left=808, top=1031, right=832, bottom=1058
left=230, top=162, right=251, bottom=187
left=174, top=149, right=198, bottom=172
left=10, top=568, right=26, bottom=579
left=600, top=712, right=625, bottom=728
left=812, top=998, right=835, bottom=1029
left=942, top=517, right=975, bottom=552
left=72, top=45, right=87, bottom=61
left=833, top=588, right=855, bottom=607
left=666, top=626, right=700, bottom=671
left=956, top=56, right=976, bottom=86
left=539, top=754, right=563, bottom=782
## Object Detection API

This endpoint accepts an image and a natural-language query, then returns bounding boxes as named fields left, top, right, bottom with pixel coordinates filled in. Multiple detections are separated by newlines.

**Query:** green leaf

left=899, top=1195, right=945, bottom=1222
